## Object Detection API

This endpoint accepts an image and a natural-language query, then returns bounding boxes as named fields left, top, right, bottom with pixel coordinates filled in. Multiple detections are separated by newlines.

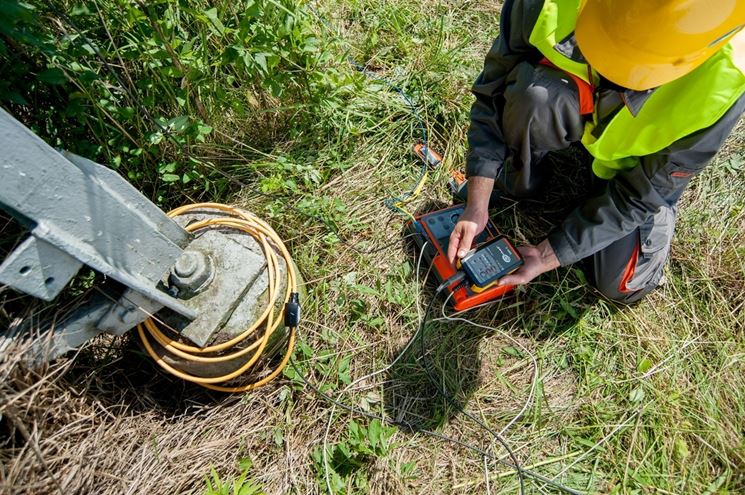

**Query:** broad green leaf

left=637, top=357, right=653, bottom=374
left=368, top=419, right=382, bottom=449
left=674, top=438, right=690, bottom=461
left=203, top=8, right=225, bottom=34
left=254, top=52, right=268, bottom=73
left=37, top=68, right=66, bottom=85
left=629, top=385, right=645, bottom=402
left=238, top=458, right=252, bottom=472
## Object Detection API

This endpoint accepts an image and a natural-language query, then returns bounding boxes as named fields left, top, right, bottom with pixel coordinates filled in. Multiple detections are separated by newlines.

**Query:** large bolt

left=174, top=252, right=199, bottom=277
left=170, top=250, right=214, bottom=294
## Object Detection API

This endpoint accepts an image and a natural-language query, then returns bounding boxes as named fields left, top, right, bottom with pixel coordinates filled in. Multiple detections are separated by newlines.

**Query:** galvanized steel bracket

left=0, top=108, right=288, bottom=364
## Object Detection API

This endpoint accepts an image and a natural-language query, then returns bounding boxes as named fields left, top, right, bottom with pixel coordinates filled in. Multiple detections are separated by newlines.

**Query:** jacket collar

left=555, top=32, right=658, bottom=116
left=620, top=88, right=656, bottom=117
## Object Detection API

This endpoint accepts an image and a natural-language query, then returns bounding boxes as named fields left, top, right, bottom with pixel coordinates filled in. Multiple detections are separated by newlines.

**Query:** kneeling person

left=449, top=0, right=745, bottom=303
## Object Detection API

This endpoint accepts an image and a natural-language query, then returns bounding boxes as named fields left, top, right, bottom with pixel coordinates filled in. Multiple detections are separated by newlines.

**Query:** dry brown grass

left=1, top=333, right=307, bottom=494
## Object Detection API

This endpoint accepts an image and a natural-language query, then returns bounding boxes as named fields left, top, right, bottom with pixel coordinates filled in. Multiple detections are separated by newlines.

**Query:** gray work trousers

left=496, top=62, right=674, bottom=303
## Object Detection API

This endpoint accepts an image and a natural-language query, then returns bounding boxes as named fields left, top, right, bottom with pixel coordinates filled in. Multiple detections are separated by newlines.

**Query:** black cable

left=288, top=357, right=526, bottom=484
left=289, top=279, right=521, bottom=495
left=421, top=283, right=525, bottom=494
left=290, top=274, right=586, bottom=495
left=306, top=4, right=432, bottom=219
left=289, top=348, right=585, bottom=495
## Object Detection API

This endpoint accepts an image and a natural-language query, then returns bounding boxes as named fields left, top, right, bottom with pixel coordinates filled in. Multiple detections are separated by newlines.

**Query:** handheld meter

left=406, top=204, right=522, bottom=311
left=459, top=237, right=523, bottom=292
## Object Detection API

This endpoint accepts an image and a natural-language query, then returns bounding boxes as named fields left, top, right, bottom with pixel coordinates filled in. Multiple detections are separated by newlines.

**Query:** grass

left=1, top=0, right=743, bottom=494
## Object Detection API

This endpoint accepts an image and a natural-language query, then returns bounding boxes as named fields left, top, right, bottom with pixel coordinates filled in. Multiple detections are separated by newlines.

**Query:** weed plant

left=0, top=0, right=358, bottom=204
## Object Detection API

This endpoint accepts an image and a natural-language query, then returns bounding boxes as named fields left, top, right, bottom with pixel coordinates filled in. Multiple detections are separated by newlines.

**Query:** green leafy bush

left=0, top=0, right=348, bottom=203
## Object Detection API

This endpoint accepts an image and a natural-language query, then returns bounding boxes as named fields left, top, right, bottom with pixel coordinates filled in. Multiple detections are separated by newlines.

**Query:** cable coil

left=137, top=203, right=298, bottom=393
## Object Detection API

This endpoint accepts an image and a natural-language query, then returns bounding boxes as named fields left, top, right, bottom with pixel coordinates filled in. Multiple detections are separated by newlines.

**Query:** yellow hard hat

left=576, top=0, right=745, bottom=90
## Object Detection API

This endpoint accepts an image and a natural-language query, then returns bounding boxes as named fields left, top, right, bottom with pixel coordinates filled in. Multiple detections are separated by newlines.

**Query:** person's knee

left=504, top=82, right=550, bottom=129
left=589, top=208, right=674, bottom=304
left=592, top=269, right=661, bottom=305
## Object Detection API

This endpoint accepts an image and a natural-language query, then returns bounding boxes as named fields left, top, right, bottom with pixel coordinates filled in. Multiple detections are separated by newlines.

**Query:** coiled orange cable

left=137, top=203, right=298, bottom=393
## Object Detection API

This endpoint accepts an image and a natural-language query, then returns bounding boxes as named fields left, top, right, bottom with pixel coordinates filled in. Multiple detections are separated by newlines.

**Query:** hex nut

left=169, top=250, right=214, bottom=294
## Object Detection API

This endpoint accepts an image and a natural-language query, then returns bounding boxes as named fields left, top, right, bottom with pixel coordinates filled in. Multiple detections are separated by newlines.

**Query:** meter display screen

left=460, top=237, right=523, bottom=288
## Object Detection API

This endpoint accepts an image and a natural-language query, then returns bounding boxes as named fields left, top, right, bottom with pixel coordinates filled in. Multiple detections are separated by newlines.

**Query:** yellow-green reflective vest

left=528, top=0, right=745, bottom=179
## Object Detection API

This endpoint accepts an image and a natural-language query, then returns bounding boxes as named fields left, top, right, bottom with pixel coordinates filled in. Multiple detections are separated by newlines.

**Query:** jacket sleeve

left=548, top=93, right=745, bottom=266
left=466, top=0, right=543, bottom=179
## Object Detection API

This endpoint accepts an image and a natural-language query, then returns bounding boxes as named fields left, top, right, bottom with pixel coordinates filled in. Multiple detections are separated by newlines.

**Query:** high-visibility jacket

left=528, top=0, right=745, bottom=179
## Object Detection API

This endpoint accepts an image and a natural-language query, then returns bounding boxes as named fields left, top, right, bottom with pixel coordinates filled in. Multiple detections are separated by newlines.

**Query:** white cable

left=323, top=404, right=336, bottom=495
left=484, top=453, right=492, bottom=495
left=434, top=298, right=539, bottom=437
left=340, top=242, right=431, bottom=393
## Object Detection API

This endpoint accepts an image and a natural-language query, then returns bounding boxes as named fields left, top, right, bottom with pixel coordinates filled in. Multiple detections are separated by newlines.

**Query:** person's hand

left=498, top=239, right=560, bottom=287
left=447, top=205, right=488, bottom=265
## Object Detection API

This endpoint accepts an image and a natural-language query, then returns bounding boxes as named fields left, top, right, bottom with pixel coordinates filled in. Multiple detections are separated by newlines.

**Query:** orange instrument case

left=406, top=204, right=516, bottom=311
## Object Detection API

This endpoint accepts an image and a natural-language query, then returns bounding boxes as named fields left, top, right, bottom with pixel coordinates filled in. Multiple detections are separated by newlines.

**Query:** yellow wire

left=410, top=169, right=429, bottom=198
left=137, top=203, right=298, bottom=393
left=392, top=169, right=429, bottom=222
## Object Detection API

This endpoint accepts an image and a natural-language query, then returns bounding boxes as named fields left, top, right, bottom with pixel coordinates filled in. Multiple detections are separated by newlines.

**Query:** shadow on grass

left=382, top=301, right=488, bottom=431
left=381, top=279, right=598, bottom=433
left=62, top=336, right=232, bottom=414
left=4, top=310, right=256, bottom=424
